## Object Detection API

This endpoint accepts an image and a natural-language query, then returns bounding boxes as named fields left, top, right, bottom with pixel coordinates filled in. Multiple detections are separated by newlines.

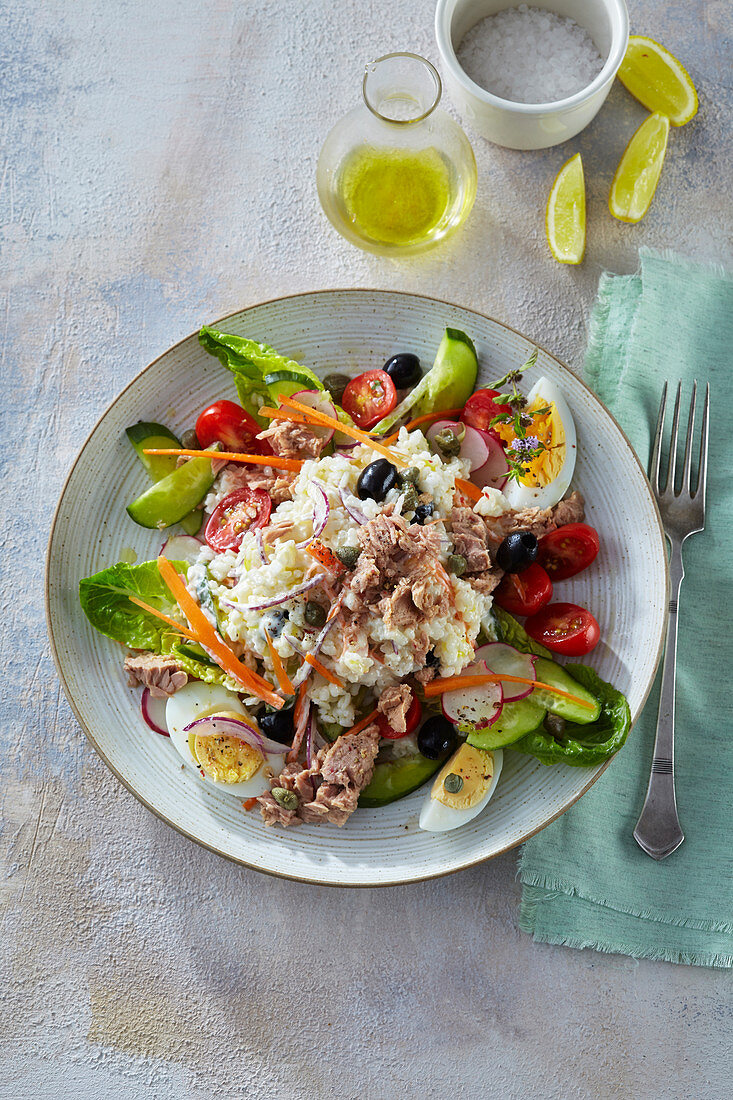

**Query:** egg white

left=166, top=681, right=285, bottom=798
left=419, top=748, right=503, bottom=832
left=502, top=376, right=576, bottom=510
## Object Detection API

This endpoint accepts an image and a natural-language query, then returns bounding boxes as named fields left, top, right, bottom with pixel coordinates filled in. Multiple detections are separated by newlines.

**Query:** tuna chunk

left=216, top=462, right=295, bottom=505
left=257, top=724, right=380, bottom=828
left=483, top=491, right=585, bottom=543
left=550, top=491, right=585, bottom=528
left=377, top=684, right=413, bottom=734
left=124, top=652, right=187, bottom=697
left=257, top=419, right=327, bottom=460
left=450, top=506, right=492, bottom=572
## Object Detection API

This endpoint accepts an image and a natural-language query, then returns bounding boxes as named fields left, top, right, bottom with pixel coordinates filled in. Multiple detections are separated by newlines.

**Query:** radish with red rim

left=141, top=688, right=169, bottom=736
left=473, top=643, right=537, bottom=701
left=441, top=661, right=504, bottom=731
left=425, top=420, right=489, bottom=471
left=471, top=431, right=509, bottom=491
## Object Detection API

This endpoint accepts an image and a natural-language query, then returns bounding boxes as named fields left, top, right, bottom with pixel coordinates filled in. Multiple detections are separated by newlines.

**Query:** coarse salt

left=457, top=4, right=604, bottom=105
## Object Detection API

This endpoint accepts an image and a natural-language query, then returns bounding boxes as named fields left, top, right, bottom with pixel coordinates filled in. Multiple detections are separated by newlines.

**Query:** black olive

left=425, top=648, right=440, bottom=669
left=412, top=502, right=434, bottom=525
left=383, top=353, right=422, bottom=389
left=322, top=372, right=351, bottom=405
left=418, top=716, right=456, bottom=760
left=496, top=530, right=539, bottom=573
left=357, top=458, right=399, bottom=501
left=257, top=705, right=295, bottom=745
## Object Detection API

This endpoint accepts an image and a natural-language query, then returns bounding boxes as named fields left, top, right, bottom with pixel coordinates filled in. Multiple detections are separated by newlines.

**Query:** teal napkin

left=518, top=249, right=733, bottom=968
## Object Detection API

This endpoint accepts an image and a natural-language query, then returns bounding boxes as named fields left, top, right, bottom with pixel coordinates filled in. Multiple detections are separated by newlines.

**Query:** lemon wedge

left=617, top=36, right=698, bottom=127
left=545, top=153, right=585, bottom=264
left=609, top=112, right=670, bottom=224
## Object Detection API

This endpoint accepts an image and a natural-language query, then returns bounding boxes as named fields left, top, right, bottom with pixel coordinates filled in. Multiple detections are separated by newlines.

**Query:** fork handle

left=633, top=545, right=685, bottom=860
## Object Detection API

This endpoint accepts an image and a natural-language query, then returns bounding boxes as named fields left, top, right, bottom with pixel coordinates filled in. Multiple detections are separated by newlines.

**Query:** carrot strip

left=382, top=407, right=465, bottom=444
left=243, top=796, right=259, bottom=811
left=454, top=477, right=483, bottom=503
left=127, top=596, right=200, bottom=643
left=343, top=707, right=380, bottom=738
left=304, top=653, right=343, bottom=687
left=278, top=395, right=409, bottom=468
left=306, top=540, right=344, bottom=574
left=156, top=557, right=283, bottom=708
left=143, top=448, right=302, bottom=472
left=264, top=629, right=296, bottom=696
left=423, top=672, right=596, bottom=710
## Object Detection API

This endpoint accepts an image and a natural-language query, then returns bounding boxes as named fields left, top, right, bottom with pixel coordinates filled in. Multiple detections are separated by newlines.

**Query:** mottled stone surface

left=2, top=1, right=731, bottom=1097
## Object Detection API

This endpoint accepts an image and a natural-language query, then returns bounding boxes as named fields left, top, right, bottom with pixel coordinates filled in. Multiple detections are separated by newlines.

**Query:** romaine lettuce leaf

left=512, top=664, right=631, bottom=766
left=79, top=559, right=190, bottom=651
left=493, top=606, right=553, bottom=658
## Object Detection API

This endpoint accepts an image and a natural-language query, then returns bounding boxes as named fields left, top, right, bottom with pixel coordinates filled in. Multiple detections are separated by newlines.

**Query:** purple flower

left=510, top=435, right=540, bottom=455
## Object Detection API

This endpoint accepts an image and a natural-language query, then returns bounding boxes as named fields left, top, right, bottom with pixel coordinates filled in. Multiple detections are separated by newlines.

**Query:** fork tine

left=662, top=382, right=682, bottom=494
left=681, top=380, right=697, bottom=495
left=696, top=382, right=709, bottom=506
left=649, top=381, right=667, bottom=491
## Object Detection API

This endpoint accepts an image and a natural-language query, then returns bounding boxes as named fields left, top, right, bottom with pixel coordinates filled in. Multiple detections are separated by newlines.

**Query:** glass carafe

left=317, top=53, right=477, bottom=256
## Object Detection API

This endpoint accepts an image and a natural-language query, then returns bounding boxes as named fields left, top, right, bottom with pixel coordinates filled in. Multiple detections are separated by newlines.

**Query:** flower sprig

left=488, top=348, right=550, bottom=483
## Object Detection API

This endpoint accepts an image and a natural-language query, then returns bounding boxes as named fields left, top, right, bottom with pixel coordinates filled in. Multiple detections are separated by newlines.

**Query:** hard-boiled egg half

left=166, top=682, right=285, bottom=798
left=501, top=376, right=576, bottom=510
left=419, top=743, right=503, bottom=832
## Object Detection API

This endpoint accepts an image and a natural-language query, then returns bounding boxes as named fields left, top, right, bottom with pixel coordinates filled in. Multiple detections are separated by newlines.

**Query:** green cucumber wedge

left=467, top=697, right=546, bottom=751
left=532, top=657, right=601, bottom=724
left=359, top=752, right=444, bottom=808
left=126, top=422, right=203, bottom=535
left=373, top=328, right=479, bottom=435
left=126, top=455, right=216, bottom=530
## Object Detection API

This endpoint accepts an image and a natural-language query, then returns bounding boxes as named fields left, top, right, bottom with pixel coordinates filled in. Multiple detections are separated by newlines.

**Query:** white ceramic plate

left=46, top=290, right=668, bottom=886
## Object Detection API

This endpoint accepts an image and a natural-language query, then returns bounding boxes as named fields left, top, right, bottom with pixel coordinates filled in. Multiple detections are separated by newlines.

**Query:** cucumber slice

left=467, top=697, right=546, bottom=750
left=126, top=422, right=203, bottom=535
left=126, top=456, right=216, bottom=530
left=359, top=753, right=444, bottom=808
left=532, top=657, right=601, bottom=724
left=264, top=370, right=324, bottom=398
left=373, top=327, right=479, bottom=436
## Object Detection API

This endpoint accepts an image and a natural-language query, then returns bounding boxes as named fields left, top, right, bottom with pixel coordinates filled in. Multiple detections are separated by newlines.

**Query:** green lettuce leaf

left=493, top=606, right=553, bottom=659
left=512, top=664, right=631, bottom=767
left=198, top=326, right=323, bottom=423
left=168, top=643, right=228, bottom=687
left=79, top=559, right=190, bottom=651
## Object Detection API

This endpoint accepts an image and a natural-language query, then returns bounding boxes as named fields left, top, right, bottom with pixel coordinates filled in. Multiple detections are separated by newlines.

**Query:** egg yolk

left=431, top=744, right=494, bottom=810
left=189, top=709, right=264, bottom=784
left=498, top=395, right=566, bottom=489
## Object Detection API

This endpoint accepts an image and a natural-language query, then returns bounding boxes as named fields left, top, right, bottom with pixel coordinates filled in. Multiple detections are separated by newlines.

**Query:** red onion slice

left=183, top=714, right=286, bottom=756
left=296, top=483, right=330, bottom=548
left=339, top=480, right=368, bottom=524
left=305, top=712, right=315, bottom=767
left=141, top=688, right=169, bottom=736
left=254, top=528, right=268, bottom=564
left=242, top=572, right=326, bottom=611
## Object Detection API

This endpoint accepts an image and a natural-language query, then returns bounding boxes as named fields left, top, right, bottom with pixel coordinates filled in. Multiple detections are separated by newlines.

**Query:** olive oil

left=338, top=146, right=453, bottom=247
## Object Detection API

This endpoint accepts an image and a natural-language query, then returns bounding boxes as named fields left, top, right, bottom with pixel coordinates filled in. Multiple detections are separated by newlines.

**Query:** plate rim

left=45, top=287, right=669, bottom=887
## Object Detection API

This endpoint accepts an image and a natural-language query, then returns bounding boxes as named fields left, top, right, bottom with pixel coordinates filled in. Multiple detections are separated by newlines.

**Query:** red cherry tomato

left=537, top=523, right=600, bottom=581
left=494, top=563, right=553, bottom=617
left=524, top=602, right=600, bottom=656
left=204, top=488, right=272, bottom=552
left=196, top=400, right=271, bottom=455
left=341, top=370, right=397, bottom=429
left=376, top=690, right=422, bottom=740
left=461, top=389, right=512, bottom=435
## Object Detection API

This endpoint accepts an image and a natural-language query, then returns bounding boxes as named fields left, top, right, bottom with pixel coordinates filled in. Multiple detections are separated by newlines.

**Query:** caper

left=447, top=553, right=467, bottom=577
left=400, top=466, right=421, bottom=486
left=433, top=424, right=465, bottom=458
left=322, top=372, right=351, bottom=405
left=401, top=485, right=419, bottom=513
left=304, top=601, right=327, bottom=627
left=271, top=787, right=298, bottom=810
left=544, top=713, right=566, bottom=739
left=444, top=773, right=464, bottom=794
left=335, top=546, right=361, bottom=569
left=180, top=428, right=200, bottom=449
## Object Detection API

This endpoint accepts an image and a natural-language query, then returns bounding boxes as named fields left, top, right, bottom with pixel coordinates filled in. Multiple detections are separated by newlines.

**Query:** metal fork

left=633, top=381, right=709, bottom=860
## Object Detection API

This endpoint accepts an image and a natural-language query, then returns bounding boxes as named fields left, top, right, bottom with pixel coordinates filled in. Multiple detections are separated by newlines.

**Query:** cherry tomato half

left=461, top=388, right=512, bottom=435
left=524, top=602, right=600, bottom=656
left=196, top=400, right=271, bottom=455
left=205, top=488, right=272, bottom=552
left=341, top=370, right=397, bottom=430
left=537, top=523, right=600, bottom=581
left=494, top=563, right=553, bottom=617
left=376, top=689, right=422, bottom=740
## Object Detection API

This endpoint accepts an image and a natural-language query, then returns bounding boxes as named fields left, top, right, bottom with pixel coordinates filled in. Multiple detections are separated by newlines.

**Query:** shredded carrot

left=382, top=407, right=465, bottom=444
left=278, top=395, right=409, bottom=469
left=143, top=448, right=302, bottom=472
left=127, top=595, right=200, bottom=643
left=306, top=540, right=344, bottom=574
left=305, top=653, right=343, bottom=687
left=264, top=629, right=296, bottom=695
left=293, top=681, right=308, bottom=725
left=258, top=406, right=313, bottom=426
left=243, top=797, right=258, bottom=811
left=156, top=556, right=284, bottom=709
left=423, top=672, right=596, bottom=710
left=454, top=477, right=483, bottom=503
left=343, top=707, right=380, bottom=738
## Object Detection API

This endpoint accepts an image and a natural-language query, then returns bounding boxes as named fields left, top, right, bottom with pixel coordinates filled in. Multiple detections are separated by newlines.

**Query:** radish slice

left=441, top=660, right=503, bottom=731
left=426, top=420, right=490, bottom=472
left=292, top=390, right=336, bottom=444
left=141, top=688, right=169, bottom=736
left=474, top=642, right=537, bottom=701
left=159, top=535, right=203, bottom=563
left=471, top=431, right=510, bottom=490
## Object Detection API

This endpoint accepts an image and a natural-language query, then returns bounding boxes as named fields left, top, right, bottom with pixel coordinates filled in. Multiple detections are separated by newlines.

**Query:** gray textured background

left=2, top=1, right=731, bottom=1097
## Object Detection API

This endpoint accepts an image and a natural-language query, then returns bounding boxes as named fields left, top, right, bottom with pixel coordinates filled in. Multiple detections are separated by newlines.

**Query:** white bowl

left=435, top=0, right=629, bottom=149
left=46, top=290, right=667, bottom=887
